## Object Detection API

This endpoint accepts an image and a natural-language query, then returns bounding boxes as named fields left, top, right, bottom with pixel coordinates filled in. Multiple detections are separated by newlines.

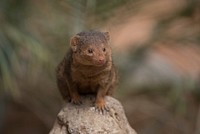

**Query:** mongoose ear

left=103, top=32, right=110, bottom=41
left=70, top=35, right=80, bottom=52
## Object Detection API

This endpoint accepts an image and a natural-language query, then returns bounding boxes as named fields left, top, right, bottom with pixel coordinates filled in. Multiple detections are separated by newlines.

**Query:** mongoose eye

left=88, top=48, right=93, bottom=54
left=103, top=48, right=106, bottom=52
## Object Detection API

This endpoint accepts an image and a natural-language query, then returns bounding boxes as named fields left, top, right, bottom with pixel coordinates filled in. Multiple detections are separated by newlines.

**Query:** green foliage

left=0, top=23, right=50, bottom=97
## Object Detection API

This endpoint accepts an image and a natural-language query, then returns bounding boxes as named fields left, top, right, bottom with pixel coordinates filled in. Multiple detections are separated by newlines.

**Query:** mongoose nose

left=98, top=57, right=105, bottom=64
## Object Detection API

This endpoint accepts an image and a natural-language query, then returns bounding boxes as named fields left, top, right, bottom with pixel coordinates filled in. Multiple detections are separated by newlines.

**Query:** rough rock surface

left=49, top=96, right=137, bottom=134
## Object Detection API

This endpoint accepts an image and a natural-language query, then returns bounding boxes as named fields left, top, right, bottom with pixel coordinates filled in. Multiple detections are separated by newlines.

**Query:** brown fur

left=56, top=30, right=117, bottom=111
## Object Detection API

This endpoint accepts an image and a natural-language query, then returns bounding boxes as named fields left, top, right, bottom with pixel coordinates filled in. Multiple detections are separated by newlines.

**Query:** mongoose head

left=70, top=31, right=112, bottom=66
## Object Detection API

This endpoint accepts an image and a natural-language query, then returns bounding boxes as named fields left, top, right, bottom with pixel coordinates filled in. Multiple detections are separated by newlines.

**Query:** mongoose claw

left=95, top=103, right=109, bottom=114
left=70, top=98, right=82, bottom=105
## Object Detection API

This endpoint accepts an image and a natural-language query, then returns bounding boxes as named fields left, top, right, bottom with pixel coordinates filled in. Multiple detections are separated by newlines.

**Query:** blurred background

left=0, top=0, right=200, bottom=134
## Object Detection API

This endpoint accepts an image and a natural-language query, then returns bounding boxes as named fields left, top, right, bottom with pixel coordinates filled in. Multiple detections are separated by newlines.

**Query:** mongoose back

left=56, top=30, right=117, bottom=111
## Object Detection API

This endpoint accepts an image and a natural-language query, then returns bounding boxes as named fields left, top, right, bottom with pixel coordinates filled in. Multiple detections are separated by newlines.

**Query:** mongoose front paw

left=70, top=95, right=82, bottom=105
left=95, top=99, right=109, bottom=114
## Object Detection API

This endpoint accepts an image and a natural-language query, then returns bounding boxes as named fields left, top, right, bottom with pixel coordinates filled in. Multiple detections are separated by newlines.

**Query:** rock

left=49, top=96, right=137, bottom=134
